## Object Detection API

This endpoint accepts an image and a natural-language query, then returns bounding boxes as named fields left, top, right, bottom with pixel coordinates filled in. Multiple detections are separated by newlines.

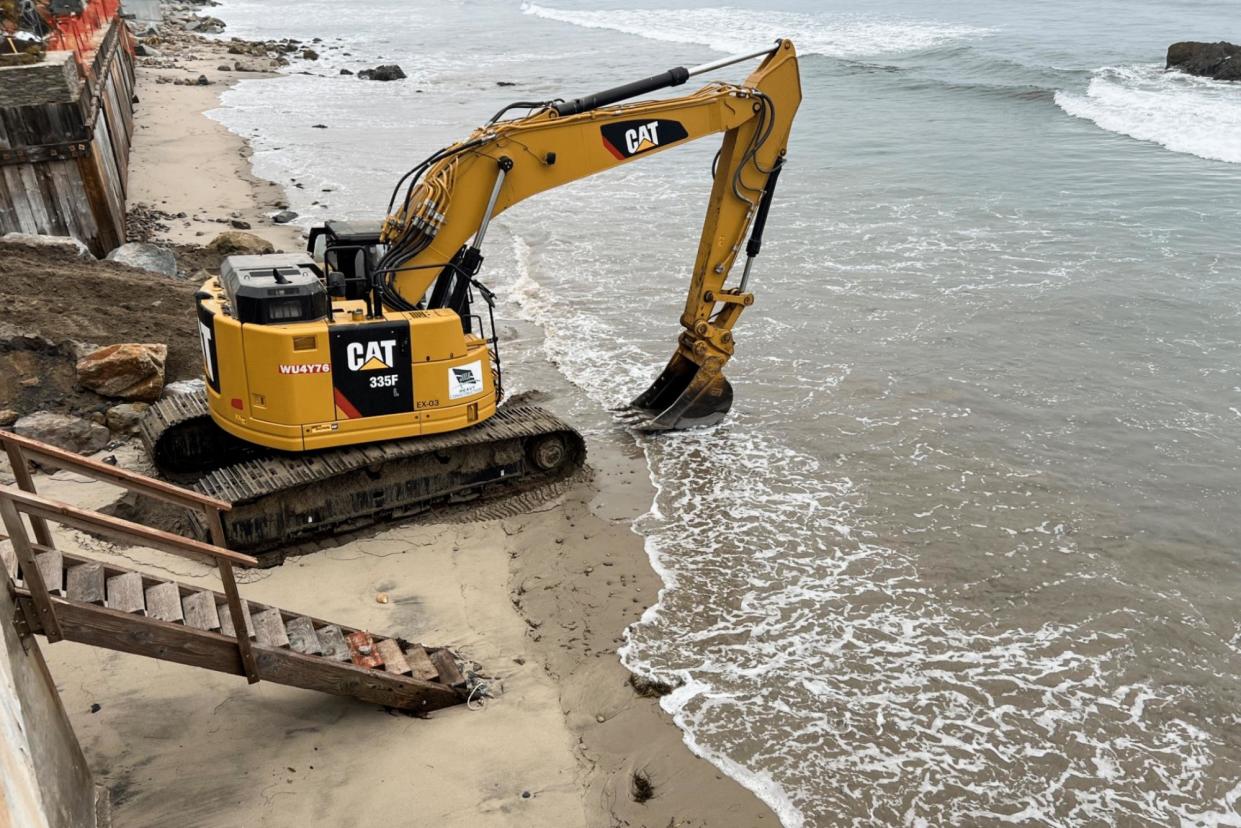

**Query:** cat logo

left=626, top=121, right=661, bottom=154
left=346, top=339, right=396, bottom=371
left=601, top=118, right=689, bottom=160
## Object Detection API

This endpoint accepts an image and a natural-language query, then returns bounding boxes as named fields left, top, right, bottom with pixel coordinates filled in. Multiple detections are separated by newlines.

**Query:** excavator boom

left=380, top=39, right=802, bottom=428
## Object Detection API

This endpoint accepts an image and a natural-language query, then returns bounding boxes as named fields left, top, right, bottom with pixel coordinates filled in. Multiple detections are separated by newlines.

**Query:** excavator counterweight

left=140, top=41, right=802, bottom=554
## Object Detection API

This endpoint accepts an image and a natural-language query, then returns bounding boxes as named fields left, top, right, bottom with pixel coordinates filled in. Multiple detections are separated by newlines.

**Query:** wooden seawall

left=0, top=16, right=136, bottom=256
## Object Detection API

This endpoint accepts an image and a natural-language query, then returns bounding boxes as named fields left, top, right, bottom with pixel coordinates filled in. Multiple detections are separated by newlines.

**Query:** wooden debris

left=346, top=630, right=382, bottom=669
left=1, top=543, right=16, bottom=580
left=182, top=591, right=221, bottom=631
left=316, top=625, right=350, bottom=662
left=217, top=599, right=254, bottom=639
left=285, top=616, right=322, bottom=655
left=404, top=645, right=440, bottom=682
left=66, top=562, right=105, bottom=604
left=429, top=649, right=466, bottom=687
left=105, top=572, right=144, bottom=614
left=374, top=638, right=411, bottom=675
left=252, top=609, right=289, bottom=648
left=35, top=548, right=64, bottom=595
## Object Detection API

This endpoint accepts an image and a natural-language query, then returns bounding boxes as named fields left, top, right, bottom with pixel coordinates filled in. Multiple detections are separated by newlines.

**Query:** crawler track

left=140, top=392, right=586, bottom=563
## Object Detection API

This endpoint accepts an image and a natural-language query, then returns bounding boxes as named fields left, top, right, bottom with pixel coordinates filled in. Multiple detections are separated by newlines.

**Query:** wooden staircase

left=0, top=432, right=469, bottom=713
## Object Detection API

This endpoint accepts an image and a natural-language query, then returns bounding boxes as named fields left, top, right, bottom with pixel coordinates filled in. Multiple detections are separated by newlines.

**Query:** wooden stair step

left=284, top=616, right=322, bottom=655
left=182, top=591, right=221, bottom=631
left=346, top=630, right=382, bottom=669
left=217, top=599, right=254, bottom=639
left=252, top=609, right=289, bottom=648
left=404, top=645, right=440, bottom=682
left=105, top=572, right=145, bottom=614
left=429, top=649, right=466, bottom=687
left=144, top=582, right=183, bottom=623
left=316, top=625, right=350, bottom=662
left=35, top=548, right=64, bottom=596
left=374, top=638, right=411, bottom=675
left=66, top=562, right=105, bottom=604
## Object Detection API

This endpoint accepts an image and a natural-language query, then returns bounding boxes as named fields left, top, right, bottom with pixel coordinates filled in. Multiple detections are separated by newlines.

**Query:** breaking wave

left=520, top=3, right=992, bottom=59
left=1055, top=64, right=1241, bottom=164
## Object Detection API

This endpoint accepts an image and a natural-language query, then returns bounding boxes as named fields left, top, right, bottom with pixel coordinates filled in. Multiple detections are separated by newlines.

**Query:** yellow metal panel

left=241, top=321, right=334, bottom=425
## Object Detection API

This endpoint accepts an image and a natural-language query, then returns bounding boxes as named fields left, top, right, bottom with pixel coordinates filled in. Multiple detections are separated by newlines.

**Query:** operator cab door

left=328, top=321, right=414, bottom=421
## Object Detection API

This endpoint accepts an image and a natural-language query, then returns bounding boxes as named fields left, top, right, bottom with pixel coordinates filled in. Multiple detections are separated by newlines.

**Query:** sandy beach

left=16, top=10, right=775, bottom=827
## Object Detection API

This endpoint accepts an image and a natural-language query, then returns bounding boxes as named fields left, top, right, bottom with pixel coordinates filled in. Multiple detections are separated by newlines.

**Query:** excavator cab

left=307, top=220, right=385, bottom=304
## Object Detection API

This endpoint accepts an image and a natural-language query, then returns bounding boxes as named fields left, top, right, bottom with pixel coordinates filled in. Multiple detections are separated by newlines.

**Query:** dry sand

left=9, top=16, right=777, bottom=828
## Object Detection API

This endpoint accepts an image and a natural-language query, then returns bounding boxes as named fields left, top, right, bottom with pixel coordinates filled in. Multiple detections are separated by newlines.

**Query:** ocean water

left=205, top=1, right=1241, bottom=824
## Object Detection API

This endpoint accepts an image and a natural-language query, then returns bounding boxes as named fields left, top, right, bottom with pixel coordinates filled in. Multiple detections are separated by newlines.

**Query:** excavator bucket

left=615, top=351, right=734, bottom=431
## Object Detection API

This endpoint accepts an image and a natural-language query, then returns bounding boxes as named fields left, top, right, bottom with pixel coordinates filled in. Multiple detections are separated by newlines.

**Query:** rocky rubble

left=76, top=344, right=169, bottom=403
left=13, top=412, right=111, bottom=455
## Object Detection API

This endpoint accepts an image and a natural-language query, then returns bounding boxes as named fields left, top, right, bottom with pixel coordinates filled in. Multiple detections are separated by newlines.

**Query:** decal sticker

left=329, top=321, right=412, bottom=419
left=600, top=119, right=689, bottom=160
left=345, top=339, right=396, bottom=371
left=196, top=303, right=220, bottom=393
left=448, top=361, right=484, bottom=399
left=278, top=363, right=331, bottom=375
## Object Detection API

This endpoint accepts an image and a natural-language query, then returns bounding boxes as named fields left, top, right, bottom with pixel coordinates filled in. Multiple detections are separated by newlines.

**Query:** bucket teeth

left=619, top=351, right=734, bottom=432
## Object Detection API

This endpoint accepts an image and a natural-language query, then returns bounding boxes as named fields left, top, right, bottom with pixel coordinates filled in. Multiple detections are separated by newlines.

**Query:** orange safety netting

left=45, top=0, right=124, bottom=61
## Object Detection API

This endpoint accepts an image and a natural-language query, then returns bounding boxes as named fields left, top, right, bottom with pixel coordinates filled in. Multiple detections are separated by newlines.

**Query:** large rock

left=163, top=378, right=205, bottom=397
left=1167, top=41, right=1241, bottom=81
left=105, top=242, right=178, bottom=277
left=105, top=402, right=150, bottom=434
left=358, top=64, right=407, bottom=81
left=206, top=230, right=274, bottom=256
left=2, top=232, right=94, bottom=259
left=13, top=412, right=110, bottom=454
left=76, top=343, right=168, bottom=402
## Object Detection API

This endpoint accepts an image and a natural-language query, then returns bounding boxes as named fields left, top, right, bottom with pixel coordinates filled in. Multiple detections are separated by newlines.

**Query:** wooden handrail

left=0, top=431, right=231, bottom=513
left=0, top=488, right=256, bottom=568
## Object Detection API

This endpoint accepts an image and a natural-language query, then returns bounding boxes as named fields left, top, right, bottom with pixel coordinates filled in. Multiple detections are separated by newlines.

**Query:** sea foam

left=1055, top=64, right=1241, bottom=164
left=520, top=3, right=991, bottom=59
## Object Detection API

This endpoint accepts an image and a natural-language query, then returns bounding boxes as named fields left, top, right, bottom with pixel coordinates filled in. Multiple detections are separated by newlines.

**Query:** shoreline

left=29, top=6, right=778, bottom=826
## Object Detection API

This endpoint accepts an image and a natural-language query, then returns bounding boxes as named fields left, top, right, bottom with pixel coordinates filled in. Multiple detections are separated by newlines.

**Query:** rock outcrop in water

left=1166, top=41, right=1241, bottom=81
left=358, top=64, right=407, bottom=81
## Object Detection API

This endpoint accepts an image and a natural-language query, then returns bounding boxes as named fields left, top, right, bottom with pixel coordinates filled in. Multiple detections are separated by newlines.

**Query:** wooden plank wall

left=0, top=19, right=136, bottom=255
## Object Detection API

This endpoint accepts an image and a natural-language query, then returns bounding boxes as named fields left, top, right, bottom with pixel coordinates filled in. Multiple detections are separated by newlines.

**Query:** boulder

left=229, top=218, right=252, bottom=230
left=0, top=409, right=17, bottom=427
left=2, top=232, right=94, bottom=259
left=206, top=230, right=274, bottom=256
left=163, top=378, right=206, bottom=397
left=301, top=48, right=319, bottom=60
left=339, top=68, right=353, bottom=75
left=191, top=16, right=226, bottom=34
left=272, top=210, right=298, bottom=224
left=13, top=412, right=110, bottom=454
left=134, top=43, right=161, bottom=57
left=1167, top=41, right=1241, bottom=81
left=105, top=242, right=178, bottom=277
left=76, top=344, right=168, bottom=402
left=105, top=402, right=150, bottom=434
left=358, top=64, right=406, bottom=81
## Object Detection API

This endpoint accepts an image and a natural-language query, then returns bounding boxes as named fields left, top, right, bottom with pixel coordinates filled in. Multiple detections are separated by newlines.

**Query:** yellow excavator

left=140, top=40, right=802, bottom=557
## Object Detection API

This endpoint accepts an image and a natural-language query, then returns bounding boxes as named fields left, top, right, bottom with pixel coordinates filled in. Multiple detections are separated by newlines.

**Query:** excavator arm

left=378, top=39, right=802, bottom=429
